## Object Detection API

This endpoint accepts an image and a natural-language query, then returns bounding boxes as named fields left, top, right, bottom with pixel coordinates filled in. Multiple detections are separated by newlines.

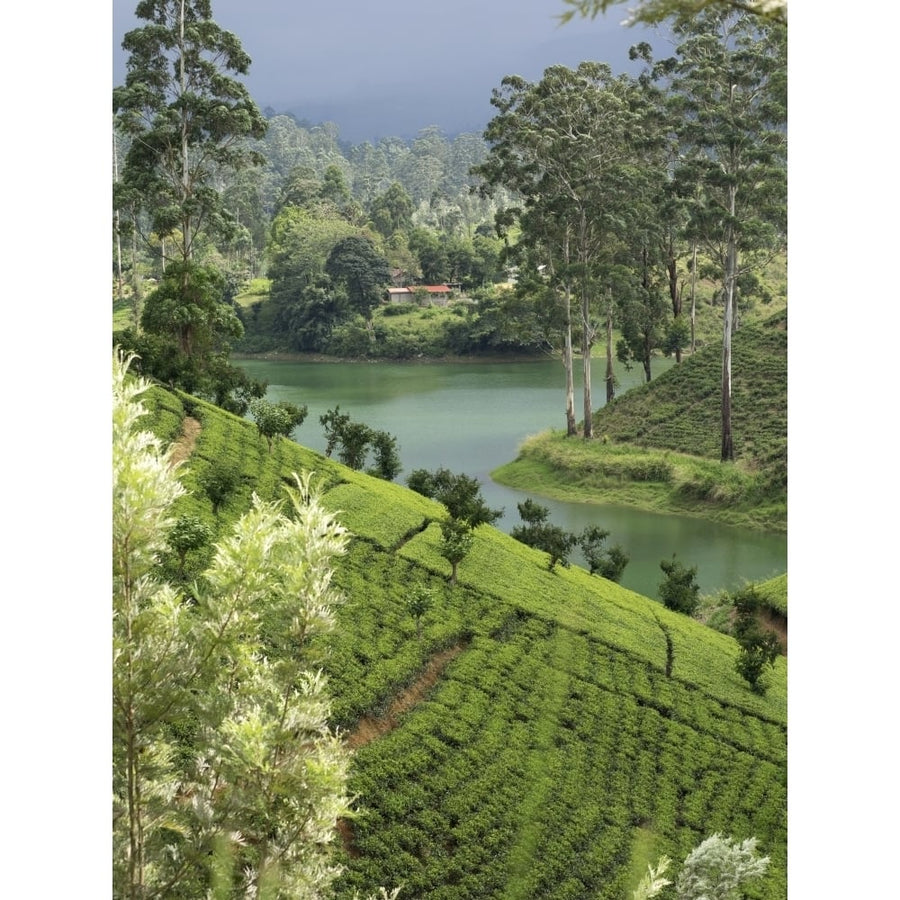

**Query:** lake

left=234, top=355, right=787, bottom=600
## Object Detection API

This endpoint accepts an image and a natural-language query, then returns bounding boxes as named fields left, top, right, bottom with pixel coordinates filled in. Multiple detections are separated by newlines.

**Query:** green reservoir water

left=234, top=356, right=787, bottom=601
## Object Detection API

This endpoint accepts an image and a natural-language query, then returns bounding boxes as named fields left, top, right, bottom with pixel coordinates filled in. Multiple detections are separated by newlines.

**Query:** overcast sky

left=112, top=0, right=656, bottom=142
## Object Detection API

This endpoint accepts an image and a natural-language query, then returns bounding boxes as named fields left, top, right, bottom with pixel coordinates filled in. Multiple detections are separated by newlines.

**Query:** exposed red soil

left=337, top=642, right=467, bottom=857
left=345, top=643, right=466, bottom=750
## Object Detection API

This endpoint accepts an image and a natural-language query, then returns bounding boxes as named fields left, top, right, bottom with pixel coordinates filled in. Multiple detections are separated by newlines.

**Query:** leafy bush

left=659, top=556, right=701, bottom=615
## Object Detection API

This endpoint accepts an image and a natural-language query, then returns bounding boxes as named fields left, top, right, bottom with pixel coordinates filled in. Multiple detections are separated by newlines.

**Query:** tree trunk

left=721, top=187, right=737, bottom=462
left=582, top=285, right=593, bottom=439
left=563, top=285, right=577, bottom=437
left=114, top=130, right=124, bottom=300
left=689, top=241, right=698, bottom=354
left=580, top=214, right=592, bottom=439
left=666, top=235, right=682, bottom=363
left=179, top=0, right=192, bottom=266
left=605, top=291, right=614, bottom=404
left=131, top=208, right=142, bottom=330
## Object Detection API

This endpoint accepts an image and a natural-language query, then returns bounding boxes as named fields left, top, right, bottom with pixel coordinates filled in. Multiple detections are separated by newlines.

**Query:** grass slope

left=145, top=385, right=787, bottom=900
left=494, top=311, right=787, bottom=532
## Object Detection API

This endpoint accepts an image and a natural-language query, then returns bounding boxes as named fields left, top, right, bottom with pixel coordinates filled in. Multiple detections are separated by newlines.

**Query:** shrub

left=658, top=556, right=701, bottom=615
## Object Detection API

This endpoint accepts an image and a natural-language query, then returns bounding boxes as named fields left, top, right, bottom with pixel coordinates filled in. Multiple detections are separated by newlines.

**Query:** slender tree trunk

left=642, top=331, right=652, bottom=383
left=605, top=289, right=614, bottom=404
left=560, top=230, right=577, bottom=436
left=563, top=288, right=577, bottom=436
left=721, top=186, right=737, bottom=462
left=114, top=130, right=124, bottom=300
left=690, top=241, right=698, bottom=354
left=641, top=247, right=652, bottom=383
left=666, top=234, right=682, bottom=363
left=582, top=283, right=593, bottom=439
left=580, top=214, right=592, bottom=439
left=131, top=207, right=142, bottom=330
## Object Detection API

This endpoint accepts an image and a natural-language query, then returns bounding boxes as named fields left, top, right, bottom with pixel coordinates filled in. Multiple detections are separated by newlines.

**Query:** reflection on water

left=234, top=356, right=786, bottom=600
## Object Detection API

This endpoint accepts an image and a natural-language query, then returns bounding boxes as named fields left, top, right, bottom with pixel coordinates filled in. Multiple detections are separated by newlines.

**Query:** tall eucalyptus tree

left=475, top=63, right=643, bottom=438
left=667, top=9, right=787, bottom=460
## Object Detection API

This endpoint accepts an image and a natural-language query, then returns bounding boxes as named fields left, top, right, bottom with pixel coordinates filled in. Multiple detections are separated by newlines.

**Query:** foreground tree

left=558, top=0, right=786, bottom=27
left=632, top=832, right=770, bottom=900
left=113, top=350, right=355, bottom=898
left=676, top=833, right=770, bottom=899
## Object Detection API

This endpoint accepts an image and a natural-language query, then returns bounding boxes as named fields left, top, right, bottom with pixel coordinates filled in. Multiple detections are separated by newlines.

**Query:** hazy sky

left=112, top=0, right=655, bottom=141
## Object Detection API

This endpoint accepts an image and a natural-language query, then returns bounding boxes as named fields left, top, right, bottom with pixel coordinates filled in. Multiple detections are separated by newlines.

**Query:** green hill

left=494, top=312, right=787, bottom=533
left=145, top=383, right=787, bottom=900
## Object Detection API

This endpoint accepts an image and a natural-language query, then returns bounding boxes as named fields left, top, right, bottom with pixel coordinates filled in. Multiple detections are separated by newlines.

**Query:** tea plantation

left=146, top=383, right=787, bottom=900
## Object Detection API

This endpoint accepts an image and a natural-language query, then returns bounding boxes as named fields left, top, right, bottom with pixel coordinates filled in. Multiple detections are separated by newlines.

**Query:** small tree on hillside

left=408, top=468, right=501, bottom=585
left=368, top=430, right=403, bottom=481
left=250, top=397, right=308, bottom=452
left=659, top=555, right=701, bottom=615
left=407, top=467, right=502, bottom=529
left=438, top=518, right=475, bottom=587
left=732, top=585, right=781, bottom=694
left=165, top=514, right=213, bottom=581
left=579, top=524, right=630, bottom=582
left=320, top=406, right=400, bottom=479
left=407, top=586, right=436, bottom=640
left=510, top=498, right=577, bottom=572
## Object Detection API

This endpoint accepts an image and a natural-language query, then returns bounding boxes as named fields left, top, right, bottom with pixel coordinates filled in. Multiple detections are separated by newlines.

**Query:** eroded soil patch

left=338, top=641, right=468, bottom=858
left=169, top=416, right=202, bottom=466
left=345, top=642, right=467, bottom=750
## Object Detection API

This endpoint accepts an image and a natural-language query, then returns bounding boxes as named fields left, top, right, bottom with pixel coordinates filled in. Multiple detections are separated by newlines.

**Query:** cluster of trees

left=475, top=6, right=785, bottom=457
left=510, top=498, right=630, bottom=579
left=320, top=406, right=402, bottom=480
left=113, top=0, right=271, bottom=412
left=113, top=1, right=784, bottom=458
left=112, top=0, right=516, bottom=383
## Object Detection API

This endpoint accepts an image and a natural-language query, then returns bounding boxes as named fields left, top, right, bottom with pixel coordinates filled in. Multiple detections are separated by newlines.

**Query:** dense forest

left=112, top=1, right=788, bottom=898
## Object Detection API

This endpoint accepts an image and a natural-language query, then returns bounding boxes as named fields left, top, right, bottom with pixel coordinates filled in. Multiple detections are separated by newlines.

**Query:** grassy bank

left=494, top=312, right=787, bottom=534
left=493, top=433, right=786, bottom=533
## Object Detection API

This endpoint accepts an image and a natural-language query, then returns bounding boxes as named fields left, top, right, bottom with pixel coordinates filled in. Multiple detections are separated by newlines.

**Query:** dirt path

left=338, top=642, right=467, bottom=857
left=345, top=643, right=466, bottom=750
left=169, top=416, right=201, bottom=466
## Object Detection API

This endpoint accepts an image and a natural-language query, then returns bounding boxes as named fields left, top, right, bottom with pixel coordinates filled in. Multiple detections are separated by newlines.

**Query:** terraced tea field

left=147, top=383, right=787, bottom=899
